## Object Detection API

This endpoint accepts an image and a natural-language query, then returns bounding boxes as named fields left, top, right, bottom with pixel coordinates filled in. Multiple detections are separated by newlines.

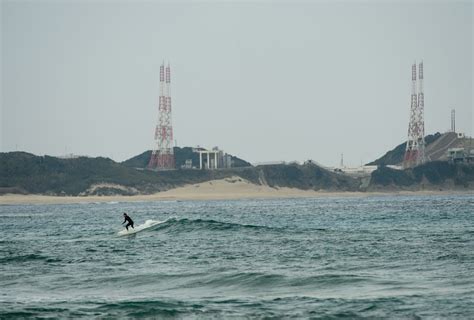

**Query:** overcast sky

left=1, top=1, right=472, bottom=167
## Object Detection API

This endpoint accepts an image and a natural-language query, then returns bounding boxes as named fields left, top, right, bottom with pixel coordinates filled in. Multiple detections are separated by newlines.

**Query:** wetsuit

left=122, top=215, right=134, bottom=230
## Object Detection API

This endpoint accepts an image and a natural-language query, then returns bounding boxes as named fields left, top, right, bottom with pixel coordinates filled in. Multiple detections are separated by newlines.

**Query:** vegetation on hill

left=368, top=161, right=474, bottom=190
left=367, top=132, right=442, bottom=166
left=258, top=163, right=359, bottom=191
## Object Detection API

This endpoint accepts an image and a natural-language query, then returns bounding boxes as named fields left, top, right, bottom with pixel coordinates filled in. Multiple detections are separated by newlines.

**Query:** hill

left=122, top=147, right=252, bottom=169
left=368, top=161, right=474, bottom=191
left=1, top=152, right=356, bottom=196
left=369, top=132, right=474, bottom=166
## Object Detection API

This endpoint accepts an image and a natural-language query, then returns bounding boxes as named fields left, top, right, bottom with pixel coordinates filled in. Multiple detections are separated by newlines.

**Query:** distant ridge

left=1, top=147, right=473, bottom=196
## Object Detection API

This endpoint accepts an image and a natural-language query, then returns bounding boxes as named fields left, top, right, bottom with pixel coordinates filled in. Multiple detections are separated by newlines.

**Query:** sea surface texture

left=1, top=195, right=473, bottom=318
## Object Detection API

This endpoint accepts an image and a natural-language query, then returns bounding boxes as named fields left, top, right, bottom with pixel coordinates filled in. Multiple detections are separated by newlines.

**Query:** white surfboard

left=117, top=219, right=166, bottom=236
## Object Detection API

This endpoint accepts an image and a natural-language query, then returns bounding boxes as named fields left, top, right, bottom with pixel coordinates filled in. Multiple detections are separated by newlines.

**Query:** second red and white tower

left=404, top=61, right=426, bottom=168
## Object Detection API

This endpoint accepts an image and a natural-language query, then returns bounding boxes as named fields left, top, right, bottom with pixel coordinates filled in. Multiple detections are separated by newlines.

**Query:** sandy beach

left=0, top=176, right=471, bottom=205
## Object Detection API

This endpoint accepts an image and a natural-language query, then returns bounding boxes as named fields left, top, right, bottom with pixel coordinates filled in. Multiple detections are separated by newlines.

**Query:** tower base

left=148, top=153, right=175, bottom=170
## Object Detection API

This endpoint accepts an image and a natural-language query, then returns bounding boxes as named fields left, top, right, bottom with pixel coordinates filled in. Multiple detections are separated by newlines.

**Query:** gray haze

left=1, top=1, right=473, bottom=167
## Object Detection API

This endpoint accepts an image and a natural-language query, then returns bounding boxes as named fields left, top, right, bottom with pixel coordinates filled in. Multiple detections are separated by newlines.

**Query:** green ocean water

left=1, top=195, right=473, bottom=318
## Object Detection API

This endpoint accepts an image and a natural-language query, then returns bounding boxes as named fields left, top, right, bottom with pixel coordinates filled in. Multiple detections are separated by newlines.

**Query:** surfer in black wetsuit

left=122, top=213, right=134, bottom=231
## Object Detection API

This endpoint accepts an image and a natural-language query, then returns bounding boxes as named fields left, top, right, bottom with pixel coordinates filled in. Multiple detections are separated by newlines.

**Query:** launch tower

left=148, top=63, right=175, bottom=170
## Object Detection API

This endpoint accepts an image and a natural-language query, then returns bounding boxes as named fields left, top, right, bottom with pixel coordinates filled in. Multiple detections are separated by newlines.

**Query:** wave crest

left=154, top=218, right=277, bottom=233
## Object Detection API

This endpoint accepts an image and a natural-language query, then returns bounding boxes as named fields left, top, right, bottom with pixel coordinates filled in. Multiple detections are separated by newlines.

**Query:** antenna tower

left=148, top=62, right=175, bottom=170
left=451, top=109, right=456, bottom=133
left=403, top=61, right=426, bottom=168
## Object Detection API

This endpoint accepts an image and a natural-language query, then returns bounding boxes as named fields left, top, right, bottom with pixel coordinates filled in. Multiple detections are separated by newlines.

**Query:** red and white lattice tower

left=404, top=61, right=426, bottom=168
left=148, top=63, right=175, bottom=170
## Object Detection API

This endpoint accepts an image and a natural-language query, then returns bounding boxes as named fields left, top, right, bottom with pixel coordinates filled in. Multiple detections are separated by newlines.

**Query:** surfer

left=122, top=213, right=134, bottom=231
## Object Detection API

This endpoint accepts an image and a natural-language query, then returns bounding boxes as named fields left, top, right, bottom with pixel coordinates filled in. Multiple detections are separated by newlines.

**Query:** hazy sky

left=1, top=1, right=472, bottom=166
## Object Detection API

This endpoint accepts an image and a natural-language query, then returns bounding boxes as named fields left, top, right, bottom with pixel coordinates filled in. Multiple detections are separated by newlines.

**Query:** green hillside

left=368, top=161, right=474, bottom=190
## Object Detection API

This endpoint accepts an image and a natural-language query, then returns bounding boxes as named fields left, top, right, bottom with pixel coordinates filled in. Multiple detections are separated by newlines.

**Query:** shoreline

left=0, top=177, right=471, bottom=205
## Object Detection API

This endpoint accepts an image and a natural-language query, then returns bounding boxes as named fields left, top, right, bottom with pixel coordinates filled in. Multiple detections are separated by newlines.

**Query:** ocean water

left=1, top=195, right=473, bottom=319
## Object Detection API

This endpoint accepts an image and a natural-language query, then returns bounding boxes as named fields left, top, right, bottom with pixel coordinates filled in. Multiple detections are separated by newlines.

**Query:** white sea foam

left=117, top=219, right=166, bottom=236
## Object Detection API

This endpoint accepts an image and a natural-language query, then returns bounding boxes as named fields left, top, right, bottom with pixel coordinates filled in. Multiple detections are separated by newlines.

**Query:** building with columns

left=193, top=147, right=232, bottom=170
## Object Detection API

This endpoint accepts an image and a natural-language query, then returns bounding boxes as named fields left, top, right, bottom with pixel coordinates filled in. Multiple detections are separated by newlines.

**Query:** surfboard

left=117, top=219, right=165, bottom=236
